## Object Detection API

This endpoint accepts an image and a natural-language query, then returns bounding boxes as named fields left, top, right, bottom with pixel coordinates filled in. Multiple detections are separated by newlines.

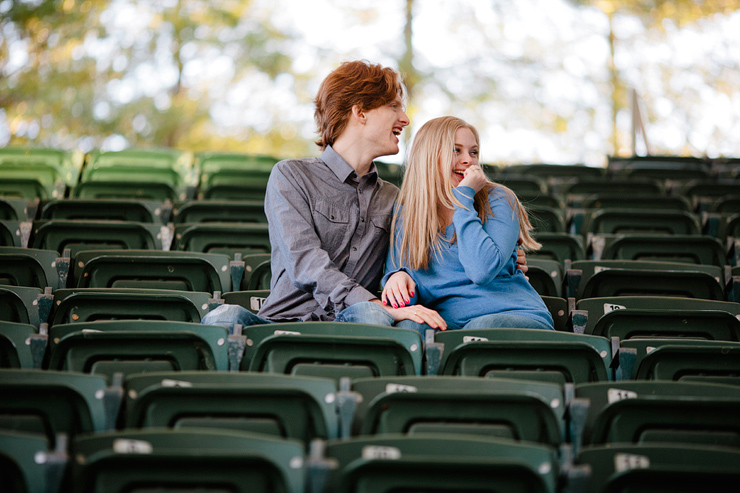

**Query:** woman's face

left=447, top=127, right=479, bottom=187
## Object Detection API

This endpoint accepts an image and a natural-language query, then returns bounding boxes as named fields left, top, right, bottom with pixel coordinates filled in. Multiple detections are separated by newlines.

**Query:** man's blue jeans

left=201, top=301, right=395, bottom=333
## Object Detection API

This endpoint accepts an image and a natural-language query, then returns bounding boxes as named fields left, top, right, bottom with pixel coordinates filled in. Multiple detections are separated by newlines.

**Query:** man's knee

left=201, top=304, right=269, bottom=332
left=335, top=302, right=395, bottom=326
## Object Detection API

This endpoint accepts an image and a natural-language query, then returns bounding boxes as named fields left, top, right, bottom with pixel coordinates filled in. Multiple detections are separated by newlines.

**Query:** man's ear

left=351, top=105, right=366, bottom=124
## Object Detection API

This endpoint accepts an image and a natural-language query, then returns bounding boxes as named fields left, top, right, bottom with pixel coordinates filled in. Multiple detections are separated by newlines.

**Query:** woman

left=382, top=116, right=553, bottom=334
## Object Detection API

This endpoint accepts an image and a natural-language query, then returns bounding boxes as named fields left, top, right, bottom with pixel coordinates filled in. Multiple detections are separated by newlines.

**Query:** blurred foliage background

left=1, top=0, right=739, bottom=165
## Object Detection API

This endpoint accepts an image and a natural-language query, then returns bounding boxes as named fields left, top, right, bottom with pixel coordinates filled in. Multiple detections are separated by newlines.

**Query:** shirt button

left=352, top=247, right=357, bottom=252
left=361, top=218, right=365, bottom=222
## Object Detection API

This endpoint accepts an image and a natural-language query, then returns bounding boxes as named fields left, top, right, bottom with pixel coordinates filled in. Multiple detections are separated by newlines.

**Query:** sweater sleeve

left=451, top=185, right=520, bottom=285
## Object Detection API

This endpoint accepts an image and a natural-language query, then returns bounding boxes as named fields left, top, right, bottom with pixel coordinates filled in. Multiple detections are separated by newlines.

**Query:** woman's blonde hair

left=390, top=116, right=541, bottom=271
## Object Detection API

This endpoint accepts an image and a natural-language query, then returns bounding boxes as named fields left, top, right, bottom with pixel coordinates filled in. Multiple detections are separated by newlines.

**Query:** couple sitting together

left=202, top=60, right=553, bottom=335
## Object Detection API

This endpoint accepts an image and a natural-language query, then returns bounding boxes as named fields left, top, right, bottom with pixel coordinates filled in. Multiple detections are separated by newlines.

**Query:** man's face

left=363, top=96, right=410, bottom=158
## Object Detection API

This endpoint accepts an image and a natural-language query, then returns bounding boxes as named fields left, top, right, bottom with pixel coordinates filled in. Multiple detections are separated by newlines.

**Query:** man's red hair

left=314, top=60, right=405, bottom=149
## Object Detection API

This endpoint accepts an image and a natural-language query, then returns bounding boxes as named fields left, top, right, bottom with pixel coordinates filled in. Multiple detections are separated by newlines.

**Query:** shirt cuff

left=453, top=186, right=476, bottom=205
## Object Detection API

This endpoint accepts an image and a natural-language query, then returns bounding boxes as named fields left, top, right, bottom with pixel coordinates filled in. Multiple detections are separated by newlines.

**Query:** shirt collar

left=320, top=145, right=378, bottom=184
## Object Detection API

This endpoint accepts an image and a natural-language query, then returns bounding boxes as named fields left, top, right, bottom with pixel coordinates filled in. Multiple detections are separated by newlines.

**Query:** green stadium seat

left=322, top=434, right=559, bottom=493
left=46, top=320, right=230, bottom=379
left=0, top=285, right=43, bottom=327
left=49, top=288, right=212, bottom=326
left=72, top=180, right=181, bottom=201
left=565, top=260, right=725, bottom=301
left=0, top=220, right=22, bottom=247
left=81, top=148, right=193, bottom=190
left=593, top=233, right=725, bottom=267
left=223, top=289, right=271, bottom=314
left=576, top=381, right=740, bottom=449
left=240, top=322, right=423, bottom=381
left=72, top=250, right=231, bottom=293
left=0, top=198, right=33, bottom=221
left=434, top=328, right=614, bottom=384
left=39, top=198, right=167, bottom=223
left=541, top=295, right=569, bottom=332
left=572, top=296, right=740, bottom=336
left=528, top=205, right=567, bottom=233
left=577, top=444, right=740, bottom=493
left=577, top=208, right=701, bottom=236
left=174, top=222, right=271, bottom=258
left=0, top=431, right=65, bottom=493
left=70, top=429, right=304, bottom=493
left=527, top=258, right=562, bottom=298
left=173, top=199, right=267, bottom=224
left=0, top=247, right=64, bottom=290
left=531, top=232, right=586, bottom=263
left=0, top=321, right=40, bottom=369
left=30, top=220, right=165, bottom=257
left=350, top=376, right=565, bottom=446
left=579, top=193, right=692, bottom=211
left=124, top=371, right=339, bottom=443
left=0, top=369, right=110, bottom=444
left=239, top=253, right=271, bottom=290
left=622, top=338, right=740, bottom=383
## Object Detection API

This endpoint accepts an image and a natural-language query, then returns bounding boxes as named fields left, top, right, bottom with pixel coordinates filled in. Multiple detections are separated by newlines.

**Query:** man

left=203, top=60, right=447, bottom=330
left=203, top=60, right=525, bottom=330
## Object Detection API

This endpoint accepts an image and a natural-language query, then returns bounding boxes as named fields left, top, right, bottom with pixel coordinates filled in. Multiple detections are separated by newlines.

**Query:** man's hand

left=516, top=248, right=528, bottom=275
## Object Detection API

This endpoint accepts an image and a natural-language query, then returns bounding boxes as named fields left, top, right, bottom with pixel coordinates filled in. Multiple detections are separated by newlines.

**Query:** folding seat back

left=0, top=220, right=21, bottom=247
left=622, top=338, right=740, bottom=383
left=72, top=181, right=181, bottom=201
left=567, top=260, right=724, bottom=301
left=199, top=170, right=272, bottom=201
left=31, top=220, right=164, bottom=258
left=173, top=200, right=267, bottom=224
left=82, top=148, right=192, bottom=190
left=590, top=308, right=740, bottom=341
left=0, top=285, right=43, bottom=327
left=580, top=193, right=692, bottom=211
left=50, top=288, right=211, bottom=326
left=39, top=198, right=165, bottom=223
left=596, top=233, right=726, bottom=267
left=579, top=208, right=701, bottom=236
left=0, top=247, right=62, bottom=290
left=323, top=435, right=558, bottom=493
left=0, top=369, right=109, bottom=445
left=124, top=371, right=338, bottom=443
left=577, top=444, right=740, bottom=493
left=351, top=376, right=565, bottom=446
left=73, top=250, right=231, bottom=293
left=0, top=198, right=31, bottom=221
left=240, top=253, right=272, bottom=290
left=573, top=296, right=740, bottom=335
left=0, top=321, right=38, bottom=369
left=241, top=322, right=422, bottom=381
left=0, top=431, right=56, bottom=493
left=174, top=222, right=271, bottom=257
left=435, top=328, right=613, bottom=384
left=223, top=289, right=271, bottom=314
left=530, top=232, right=585, bottom=264
left=47, top=320, right=229, bottom=379
left=71, top=429, right=304, bottom=493
left=576, top=381, right=740, bottom=449
left=527, top=258, right=562, bottom=298
left=494, top=173, right=549, bottom=195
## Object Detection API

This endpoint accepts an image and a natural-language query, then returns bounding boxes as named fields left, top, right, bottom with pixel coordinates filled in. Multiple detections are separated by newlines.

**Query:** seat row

left=2, top=368, right=740, bottom=493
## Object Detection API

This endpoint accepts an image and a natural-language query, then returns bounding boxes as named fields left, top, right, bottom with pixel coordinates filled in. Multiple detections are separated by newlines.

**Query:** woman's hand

left=384, top=303, right=447, bottom=330
left=458, top=164, right=487, bottom=193
left=516, top=248, right=528, bottom=275
left=382, top=271, right=415, bottom=308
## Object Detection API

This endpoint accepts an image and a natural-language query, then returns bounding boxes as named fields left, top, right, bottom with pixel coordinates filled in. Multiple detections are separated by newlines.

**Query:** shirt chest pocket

left=313, top=201, right=352, bottom=249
